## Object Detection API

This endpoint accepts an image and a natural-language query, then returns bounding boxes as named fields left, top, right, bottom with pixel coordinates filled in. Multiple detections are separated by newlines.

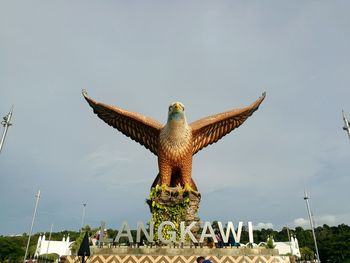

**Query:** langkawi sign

left=114, top=221, right=255, bottom=245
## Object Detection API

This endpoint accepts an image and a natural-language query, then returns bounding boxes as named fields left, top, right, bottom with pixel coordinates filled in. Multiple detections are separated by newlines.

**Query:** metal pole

left=24, top=190, right=41, bottom=262
left=304, top=190, right=320, bottom=262
left=45, top=223, right=53, bottom=263
left=0, top=106, right=13, bottom=153
left=100, top=221, right=105, bottom=248
left=81, top=203, right=87, bottom=231
left=342, top=110, right=350, bottom=140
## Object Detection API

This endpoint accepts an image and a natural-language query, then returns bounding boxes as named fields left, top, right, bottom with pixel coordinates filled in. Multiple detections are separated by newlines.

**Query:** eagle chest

left=159, top=127, right=192, bottom=162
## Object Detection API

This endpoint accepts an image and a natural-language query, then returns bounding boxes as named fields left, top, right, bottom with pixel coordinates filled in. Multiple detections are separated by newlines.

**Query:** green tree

left=0, top=236, right=25, bottom=262
left=265, top=236, right=275, bottom=249
left=300, top=246, right=315, bottom=261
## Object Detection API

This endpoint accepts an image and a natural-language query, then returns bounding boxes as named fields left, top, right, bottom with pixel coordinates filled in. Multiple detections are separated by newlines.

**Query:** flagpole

left=24, top=190, right=41, bottom=262
left=0, top=106, right=13, bottom=153
left=304, top=190, right=320, bottom=262
left=81, top=203, right=87, bottom=231
left=45, top=223, right=53, bottom=263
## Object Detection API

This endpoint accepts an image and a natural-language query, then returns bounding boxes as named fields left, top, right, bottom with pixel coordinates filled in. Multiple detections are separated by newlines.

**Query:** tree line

left=0, top=223, right=349, bottom=262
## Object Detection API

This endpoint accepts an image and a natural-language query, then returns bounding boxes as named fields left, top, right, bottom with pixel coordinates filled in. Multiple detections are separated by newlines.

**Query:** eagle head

left=168, top=102, right=186, bottom=122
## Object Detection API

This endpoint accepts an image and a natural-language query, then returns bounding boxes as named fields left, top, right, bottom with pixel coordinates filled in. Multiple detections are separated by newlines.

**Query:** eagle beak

left=174, top=103, right=182, bottom=112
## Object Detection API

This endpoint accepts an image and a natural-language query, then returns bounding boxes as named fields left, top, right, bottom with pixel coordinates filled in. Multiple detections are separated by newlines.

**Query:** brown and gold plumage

left=83, top=90, right=266, bottom=191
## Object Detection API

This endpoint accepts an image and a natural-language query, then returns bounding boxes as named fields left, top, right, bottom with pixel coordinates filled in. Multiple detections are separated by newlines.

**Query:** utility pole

left=304, top=190, right=320, bottom=262
left=24, top=190, right=41, bottom=262
left=0, top=106, right=13, bottom=153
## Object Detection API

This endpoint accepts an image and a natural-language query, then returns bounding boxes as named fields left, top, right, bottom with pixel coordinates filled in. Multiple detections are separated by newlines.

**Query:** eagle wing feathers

left=190, top=92, right=266, bottom=155
left=83, top=90, right=163, bottom=155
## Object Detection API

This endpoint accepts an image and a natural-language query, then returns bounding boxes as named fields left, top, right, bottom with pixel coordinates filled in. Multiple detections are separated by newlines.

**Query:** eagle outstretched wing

left=190, top=92, right=266, bottom=155
left=82, top=90, right=163, bottom=155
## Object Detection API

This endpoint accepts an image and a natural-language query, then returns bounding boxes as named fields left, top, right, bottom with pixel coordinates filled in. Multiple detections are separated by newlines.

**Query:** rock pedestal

left=147, top=185, right=201, bottom=242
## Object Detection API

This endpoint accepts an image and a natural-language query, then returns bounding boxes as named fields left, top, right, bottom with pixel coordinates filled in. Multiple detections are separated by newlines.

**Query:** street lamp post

left=0, top=106, right=13, bottom=153
left=304, top=190, right=320, bottom=263
left=342, top=110, right=350, bottom=140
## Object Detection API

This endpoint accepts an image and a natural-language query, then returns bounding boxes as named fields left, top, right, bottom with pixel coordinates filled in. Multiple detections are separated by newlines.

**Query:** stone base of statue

left=146, top=185, right=201, bottom=242
left=147, top=185, right=201, bottom=240
left=63, top=247, right=293, bottom=263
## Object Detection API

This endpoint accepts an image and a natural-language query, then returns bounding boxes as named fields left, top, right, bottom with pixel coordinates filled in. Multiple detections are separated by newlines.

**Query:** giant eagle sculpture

left=83, top=90, right=266, bottom=191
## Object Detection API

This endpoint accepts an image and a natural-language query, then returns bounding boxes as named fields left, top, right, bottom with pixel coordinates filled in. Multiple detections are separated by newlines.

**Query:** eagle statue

left=83, top=90, right=266, bottom=191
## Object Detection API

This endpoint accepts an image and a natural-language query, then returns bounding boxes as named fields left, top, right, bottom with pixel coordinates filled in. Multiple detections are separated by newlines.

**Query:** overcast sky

left=1, top=1, right=350, bottom=236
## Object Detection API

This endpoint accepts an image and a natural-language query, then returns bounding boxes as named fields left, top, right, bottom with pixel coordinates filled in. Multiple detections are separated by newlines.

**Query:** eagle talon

left=183, top=183, right=192, bottom=192
left=181, top=183, right=200, bottom=195
left=161, top=184, right=169, bottom=192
